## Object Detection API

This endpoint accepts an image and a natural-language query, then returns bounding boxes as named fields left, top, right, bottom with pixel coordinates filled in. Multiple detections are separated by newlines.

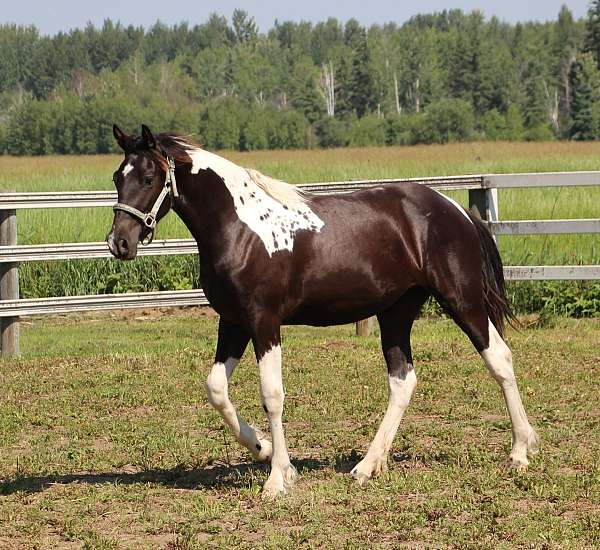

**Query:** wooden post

left=0, top=207, right=20, bottom=357
left=356, top=317, right=375, bottom=337
left=468, top=188, right=499, bottom=223
left=469, top=187, right=499, bottom=244
left=468, top=188, right=487, bottom=220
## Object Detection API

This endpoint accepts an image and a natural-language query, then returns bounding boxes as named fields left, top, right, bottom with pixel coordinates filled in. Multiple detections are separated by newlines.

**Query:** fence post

left=0, top=205, right=20, bottom=357
left=468, top=187, right=498, bottom=224
left=356, top=317, right=375, bottom=337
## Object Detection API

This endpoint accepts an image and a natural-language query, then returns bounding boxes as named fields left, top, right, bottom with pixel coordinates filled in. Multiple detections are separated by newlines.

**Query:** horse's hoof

left=351, top=469, right=371, bottom=487
left=507, top=455, right=529, bottom=472
left=252, top=437, right=273, bottom=463
left=351, top=457, right=387, bottom=486
left=261, top=481, right=288, bottom=499
left=261, top=464, right=297, bottom=499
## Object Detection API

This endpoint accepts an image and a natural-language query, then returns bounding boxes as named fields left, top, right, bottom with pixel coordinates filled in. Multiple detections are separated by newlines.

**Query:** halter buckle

left=143, top=213, right=157, bottom=229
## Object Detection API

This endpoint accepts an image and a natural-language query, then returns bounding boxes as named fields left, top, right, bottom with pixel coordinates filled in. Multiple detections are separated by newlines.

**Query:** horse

left=107, top=124, right=539, bottom=498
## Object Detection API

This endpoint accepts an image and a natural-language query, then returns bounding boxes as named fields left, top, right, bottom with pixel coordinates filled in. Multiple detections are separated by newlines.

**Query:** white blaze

left=122, top=162, right=134, bottom=177
left=184, top=147, right=324, bottom=256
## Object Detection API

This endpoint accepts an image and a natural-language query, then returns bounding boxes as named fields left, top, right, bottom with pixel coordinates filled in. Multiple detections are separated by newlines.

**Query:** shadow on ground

left=0, top=452, right=368, bottom=496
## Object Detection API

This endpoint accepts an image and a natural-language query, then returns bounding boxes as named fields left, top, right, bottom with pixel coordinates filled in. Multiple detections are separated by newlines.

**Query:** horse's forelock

left=135, top=133, right=197, bottom=171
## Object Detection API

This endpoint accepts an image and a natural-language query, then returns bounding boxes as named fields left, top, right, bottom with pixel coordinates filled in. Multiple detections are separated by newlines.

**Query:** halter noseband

left=113, top=156, right=179, bottom=245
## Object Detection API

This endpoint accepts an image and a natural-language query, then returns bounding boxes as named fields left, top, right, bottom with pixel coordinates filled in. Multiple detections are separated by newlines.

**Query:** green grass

left=0, top=313, right=599, bottom=547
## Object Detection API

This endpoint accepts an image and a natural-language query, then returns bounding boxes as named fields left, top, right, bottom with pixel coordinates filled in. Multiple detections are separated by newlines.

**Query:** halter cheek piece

left=112, top=156, right=179, bottom=246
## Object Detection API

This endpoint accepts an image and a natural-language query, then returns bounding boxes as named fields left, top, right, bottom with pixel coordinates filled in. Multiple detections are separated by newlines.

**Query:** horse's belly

left=283, top=289, right=402, bottom=326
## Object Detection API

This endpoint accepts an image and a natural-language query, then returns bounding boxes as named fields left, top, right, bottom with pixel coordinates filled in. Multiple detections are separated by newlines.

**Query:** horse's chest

left=199, top=264, right=249, bottom=321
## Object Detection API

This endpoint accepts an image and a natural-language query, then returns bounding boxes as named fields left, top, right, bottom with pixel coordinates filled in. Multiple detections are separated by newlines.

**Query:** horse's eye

left=143, top=175, right=154, bottom=186
left=112, top=172, right=118, bottom=184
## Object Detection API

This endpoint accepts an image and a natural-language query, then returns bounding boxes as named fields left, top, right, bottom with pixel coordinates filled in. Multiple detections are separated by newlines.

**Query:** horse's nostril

left=119, top=239, right=129, bottom=251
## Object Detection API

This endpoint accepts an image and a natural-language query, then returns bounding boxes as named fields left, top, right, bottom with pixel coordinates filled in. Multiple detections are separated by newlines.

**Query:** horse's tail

left=467, top=211, right=516, bottom=337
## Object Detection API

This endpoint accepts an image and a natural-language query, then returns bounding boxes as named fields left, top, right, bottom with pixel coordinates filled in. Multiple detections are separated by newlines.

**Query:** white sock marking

left=258, top=344, right=295, bottom=495
left=481, top=319, right=534, bottom=464
left=206, top=357, right=267, bottom=456
left=353, top=369, right=416, bottom=481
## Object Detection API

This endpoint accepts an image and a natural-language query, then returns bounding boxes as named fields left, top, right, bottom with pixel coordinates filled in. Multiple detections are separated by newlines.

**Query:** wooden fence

left=1, top=172, right=599, bottom=355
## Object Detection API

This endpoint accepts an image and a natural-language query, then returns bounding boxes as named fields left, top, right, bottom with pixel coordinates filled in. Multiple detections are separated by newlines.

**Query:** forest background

left=3, top=4, right=600, bottom=154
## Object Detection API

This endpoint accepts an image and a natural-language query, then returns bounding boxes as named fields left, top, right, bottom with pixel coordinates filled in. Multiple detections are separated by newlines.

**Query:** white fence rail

left=0, top=171, right=599, bottom=355
left=0, top=290, right=209, bottom=317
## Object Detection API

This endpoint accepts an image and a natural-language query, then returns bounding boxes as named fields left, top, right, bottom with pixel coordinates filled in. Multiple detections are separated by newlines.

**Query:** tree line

left=2, top=4, right=600, bottom=154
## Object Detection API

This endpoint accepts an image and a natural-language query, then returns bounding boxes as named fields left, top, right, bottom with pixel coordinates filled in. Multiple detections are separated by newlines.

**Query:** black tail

left=467, top=211, right=516, bottom=337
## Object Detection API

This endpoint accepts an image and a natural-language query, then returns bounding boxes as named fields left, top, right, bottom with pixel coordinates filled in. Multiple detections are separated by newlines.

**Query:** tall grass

left=1, top=141, right=599, bottom=310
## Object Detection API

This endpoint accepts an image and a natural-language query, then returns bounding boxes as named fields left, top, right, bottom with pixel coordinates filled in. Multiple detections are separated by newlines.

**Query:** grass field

left=1, top=141, right=600, bottom=267
left=0, top=143, right=598, bottom=548
left=0, top=312, right=598, bottom=548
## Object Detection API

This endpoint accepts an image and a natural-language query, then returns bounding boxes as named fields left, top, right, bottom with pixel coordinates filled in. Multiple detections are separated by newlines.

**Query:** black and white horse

left=107, top=125, right=539, bottom=497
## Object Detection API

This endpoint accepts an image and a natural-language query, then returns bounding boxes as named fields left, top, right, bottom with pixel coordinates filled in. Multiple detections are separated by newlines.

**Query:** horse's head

left=107, top=124, right=174, bottom=260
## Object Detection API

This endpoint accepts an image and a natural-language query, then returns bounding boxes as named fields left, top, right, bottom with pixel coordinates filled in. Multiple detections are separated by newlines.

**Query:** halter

left=113, top=156, right=179, bottom=245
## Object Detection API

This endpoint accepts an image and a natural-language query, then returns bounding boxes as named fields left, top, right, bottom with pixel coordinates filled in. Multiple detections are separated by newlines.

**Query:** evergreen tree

left=334, top=54, right=353, bottom=118
left=524, top=60, right=549, bottom=129
left=232, top=9, right=258, bottom=44
left=1, top=10, right=600, bottom=154
left=0, top=25, right=39, bottom=93
left=349, top=30, right=376, bottom=116
left=288, top=60, right=324, bottom=123
left=554, top=5, right=579, bottom=130
left=343, top=19, right=364, bottom=50
left=447, top=14, right=478, bottom=103
left=585, top=0, right=600, bottom=69
left=197, top=14, right=235, bottom=49
left=310, top=18, right=343, bottom=65
left=569, top=52, right=599, bottom=140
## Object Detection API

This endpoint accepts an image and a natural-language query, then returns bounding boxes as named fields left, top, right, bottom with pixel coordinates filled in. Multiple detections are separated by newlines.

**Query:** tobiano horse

left=107, top=125, right=539, bottom=497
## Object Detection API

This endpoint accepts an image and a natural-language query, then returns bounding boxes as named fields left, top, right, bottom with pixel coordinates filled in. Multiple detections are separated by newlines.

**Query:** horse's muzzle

left=107, top=230, right=138, bottom=261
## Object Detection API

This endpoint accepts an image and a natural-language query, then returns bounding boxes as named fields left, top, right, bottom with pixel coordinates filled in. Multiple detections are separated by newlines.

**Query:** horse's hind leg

left=431, top=279, right=539, bottom=470
left=480, top=319, right=539, bottom=469
left=205, top=318, right=272, bottom=462
left=351, top=287, right=428, bottom=486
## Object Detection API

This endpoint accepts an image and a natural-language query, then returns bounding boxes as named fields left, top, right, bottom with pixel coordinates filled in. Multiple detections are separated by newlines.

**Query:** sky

left=1, top=0, right=591, bottom=35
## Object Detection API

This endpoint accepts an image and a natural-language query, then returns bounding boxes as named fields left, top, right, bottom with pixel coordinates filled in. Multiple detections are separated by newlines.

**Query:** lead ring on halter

left=112, top=156, right=179, bottom=246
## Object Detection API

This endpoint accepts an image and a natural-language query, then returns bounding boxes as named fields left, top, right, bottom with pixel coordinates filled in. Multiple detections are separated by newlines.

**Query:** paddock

left=0, top=311, right=598, bottom=547
left=0, top=147, right=599, bottom=547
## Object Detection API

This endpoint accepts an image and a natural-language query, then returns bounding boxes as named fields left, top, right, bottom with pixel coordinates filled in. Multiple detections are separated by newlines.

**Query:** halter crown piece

left=113, top=156, right=179, bottom=245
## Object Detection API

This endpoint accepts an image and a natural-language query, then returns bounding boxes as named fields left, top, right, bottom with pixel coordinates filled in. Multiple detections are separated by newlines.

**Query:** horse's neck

left=172, top=170, right=239, bottom=261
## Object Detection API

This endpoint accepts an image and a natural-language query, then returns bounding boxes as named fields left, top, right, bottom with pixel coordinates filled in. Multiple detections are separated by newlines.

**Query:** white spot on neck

left=184, top=147, right=324, bottom=256
left=122, top=162, right=134, bottom=177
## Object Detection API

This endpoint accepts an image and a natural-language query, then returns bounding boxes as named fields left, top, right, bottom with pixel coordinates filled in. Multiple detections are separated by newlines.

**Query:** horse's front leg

left=253, top=322, right=297, bottom=498
left=205, top=318, right=272, bottom=462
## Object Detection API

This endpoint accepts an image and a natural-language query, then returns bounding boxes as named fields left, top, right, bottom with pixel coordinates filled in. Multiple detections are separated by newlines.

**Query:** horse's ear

left=141, top=124, right=157, bottom=150
left=113, top=124, right=133, bottom=152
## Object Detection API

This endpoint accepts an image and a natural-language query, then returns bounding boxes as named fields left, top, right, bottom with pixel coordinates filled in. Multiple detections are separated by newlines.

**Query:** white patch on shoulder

left=184, top=147, right=324, bottom=256
left=122, top=162, right=134, bottom=177
left=434, top=190, right=473, bottom=224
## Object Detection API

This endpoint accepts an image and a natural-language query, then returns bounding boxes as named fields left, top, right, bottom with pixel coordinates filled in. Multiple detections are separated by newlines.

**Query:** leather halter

left=113, top=156, right=179, bottom=245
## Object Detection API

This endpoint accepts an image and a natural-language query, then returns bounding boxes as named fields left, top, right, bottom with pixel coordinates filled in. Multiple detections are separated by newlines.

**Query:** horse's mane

left=150, top=133, right=308, bottom=209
